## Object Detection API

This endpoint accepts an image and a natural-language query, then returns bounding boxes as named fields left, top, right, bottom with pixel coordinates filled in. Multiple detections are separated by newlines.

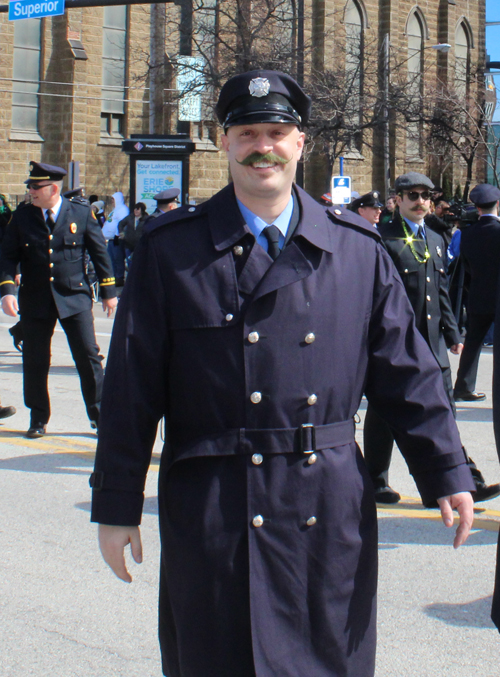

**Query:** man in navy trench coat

left=91, top=72, right=474, bottom=677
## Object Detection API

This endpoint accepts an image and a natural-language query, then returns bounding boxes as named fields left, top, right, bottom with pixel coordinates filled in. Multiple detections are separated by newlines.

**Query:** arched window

left=406, top=11, right=424, bottom=158
left=344, top=0, right=363, bottom=149
left=455, top=22, right=471, bottom=98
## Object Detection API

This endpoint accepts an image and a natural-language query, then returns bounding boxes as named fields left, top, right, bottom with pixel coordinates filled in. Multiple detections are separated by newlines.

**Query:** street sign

left=9, top=0, right=64, bottom=20
left=331, top=175, right=352, bottom=204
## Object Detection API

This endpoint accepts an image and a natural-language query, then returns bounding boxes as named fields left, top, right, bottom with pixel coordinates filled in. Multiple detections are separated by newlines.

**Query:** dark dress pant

left=364, top=366, right=455, bottom=485
left=454, top=313, right=494, bottom=394
left=22, top=309, right=103, bottom=424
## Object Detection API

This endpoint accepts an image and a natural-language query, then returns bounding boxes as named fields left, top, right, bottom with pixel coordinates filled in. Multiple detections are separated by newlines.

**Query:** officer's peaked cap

left=25, top=161, right=67, bottom=184
left=216, top=70, right=311, bottom=129
left=350, top=191, right=383, bottom=212
left=154, top=188, right=180, bottom=203
left=469, top=183, right=500, bottom=206
left=394, top=172, right=434, bottom=193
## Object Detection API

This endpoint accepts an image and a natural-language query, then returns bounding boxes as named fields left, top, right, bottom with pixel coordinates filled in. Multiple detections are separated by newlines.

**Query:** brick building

left=0, top=0, right=487, bottom=207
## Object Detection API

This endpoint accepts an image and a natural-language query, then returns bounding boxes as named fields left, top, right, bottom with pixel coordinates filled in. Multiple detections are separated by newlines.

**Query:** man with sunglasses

left=0, top=161, right=117, bottom=438
left=363, top=171, right=499, bottom=504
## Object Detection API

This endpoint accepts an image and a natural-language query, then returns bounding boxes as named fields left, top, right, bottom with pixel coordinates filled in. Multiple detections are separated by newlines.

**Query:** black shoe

left=473, top=482, right=500, bottom=503
left=9, top=322, right=23, bottom=352
left=374, top=485, right=401, bottom=504
left=0, top=405, right=16, bottom=419
left=26, top=423, right=47, bottom=439
left=454, top=391, right=486, bottom=402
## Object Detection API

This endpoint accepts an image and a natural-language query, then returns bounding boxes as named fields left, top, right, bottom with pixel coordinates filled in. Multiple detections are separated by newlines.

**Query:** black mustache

left=237, top=152, right=291, bottom=166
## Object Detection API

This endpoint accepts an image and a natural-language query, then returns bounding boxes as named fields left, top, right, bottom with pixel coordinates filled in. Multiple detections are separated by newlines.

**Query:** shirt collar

left=403, top=215, right=425, bottom=237
left=236, top=195, right=294, bottom=241
left=43, top=196, right=63, bottom=222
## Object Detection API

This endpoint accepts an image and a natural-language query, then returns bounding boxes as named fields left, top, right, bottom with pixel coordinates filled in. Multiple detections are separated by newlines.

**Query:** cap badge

left=70, top=223, right=77, bottom=233
left=249, top=77, right=270, bottom=98
left=436, top=245, right=442, bottom=258
left=373, top=192, right=378, bottom=199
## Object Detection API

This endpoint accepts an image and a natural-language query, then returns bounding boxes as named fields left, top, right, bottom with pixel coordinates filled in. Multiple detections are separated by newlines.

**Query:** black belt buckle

left=300, top=423, right=315, bottom=454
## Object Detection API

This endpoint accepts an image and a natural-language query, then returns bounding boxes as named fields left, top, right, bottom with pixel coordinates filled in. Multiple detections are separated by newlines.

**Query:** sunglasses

left=28, top=182, right=54, bottom=190
left=404, top=190, right=431, bottom=201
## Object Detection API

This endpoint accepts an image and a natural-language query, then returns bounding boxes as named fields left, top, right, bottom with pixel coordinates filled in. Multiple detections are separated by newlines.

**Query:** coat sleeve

left=0, top=209, right=22, bottom=297
left=83, top=207, right=117, bottom=299
left=90, top=230, right=168, bottom=525
left=365, top=244, right=474, bottom=504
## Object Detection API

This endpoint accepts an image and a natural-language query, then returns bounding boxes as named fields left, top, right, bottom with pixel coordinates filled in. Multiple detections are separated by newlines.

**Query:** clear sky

left=487, top=0, right=500, bottom=121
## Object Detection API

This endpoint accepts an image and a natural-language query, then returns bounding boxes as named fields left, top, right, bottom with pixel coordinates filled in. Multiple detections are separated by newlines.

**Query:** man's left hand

left=102, top=297, right=118, bottom=317
left=450, top=343, right=464, bottom=355
left=437, top=491, right=474, bottom=548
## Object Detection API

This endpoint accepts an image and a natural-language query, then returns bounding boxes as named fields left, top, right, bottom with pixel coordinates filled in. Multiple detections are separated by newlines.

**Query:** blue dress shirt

left=237, top=195, right=294, bottom=254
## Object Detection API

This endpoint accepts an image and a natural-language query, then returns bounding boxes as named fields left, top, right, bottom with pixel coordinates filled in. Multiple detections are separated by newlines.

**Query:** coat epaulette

left=326, top=205, right=381, bottom=241
left=144, top=203, right=208, bottom=235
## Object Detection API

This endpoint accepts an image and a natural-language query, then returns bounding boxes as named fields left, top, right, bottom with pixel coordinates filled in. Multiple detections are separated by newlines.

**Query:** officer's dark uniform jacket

left=0, top=198, right=116, bottom=317
left=91, top=184, right=473, bottom=677
left=378, top=217, right=462, bottom=368
left=460, top=214, right=500, bottom=315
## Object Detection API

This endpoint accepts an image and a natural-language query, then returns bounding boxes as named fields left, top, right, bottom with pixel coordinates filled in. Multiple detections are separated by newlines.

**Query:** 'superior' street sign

left=9, top=0, right=64, bottom=20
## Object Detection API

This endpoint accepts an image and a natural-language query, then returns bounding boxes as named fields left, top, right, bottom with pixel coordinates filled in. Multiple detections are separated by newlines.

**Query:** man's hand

left=450, top=343, right=464, bottom=355
left=98, top=524, right=143, bottom=583
left=102, top=297, right=118, bottom=317
left=437, top=491, right=474, bottom=548
left=1, top=294, right=18, bottom=317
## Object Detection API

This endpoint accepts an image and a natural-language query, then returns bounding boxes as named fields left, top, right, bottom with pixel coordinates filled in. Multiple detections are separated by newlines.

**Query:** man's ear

left=221, top=133, right=229, bottom=152
left=296, top=131, right=305, bottom=159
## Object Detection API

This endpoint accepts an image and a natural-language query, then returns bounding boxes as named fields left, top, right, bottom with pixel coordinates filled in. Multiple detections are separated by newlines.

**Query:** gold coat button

left=426, top=276, right=431, bottom=282
left=250, top=392, right=262, bottom=404
left=48, top=249, right=53, bottom=254
left=334, top=209, right=341, bottom=215
left=306, top=516, right=317, bottom=526
left=305, top=333, right=315, bottom=344
left=427, top=314, right=431, bottom=320
left=49, top=263, right=54, bottom=268
left=225, top=313, right=233, bottom=322
left=252, top=515, right=264, bottom=528
left=248, top=331, right=259, bottom=343
left=426, top=295, right=431, bottom=301
left=49, top=234, right=53, bottom=240
left=233, top=245, right=244, bottom=256
left=252, top=453, right=263, bottom=465
left=404, top=269, right=409, bottom=274
left=307, top=453, right=317, bottom=465
left=49, top=277, right=54, bottom=282
left=307, top=394, right=318, bottom=406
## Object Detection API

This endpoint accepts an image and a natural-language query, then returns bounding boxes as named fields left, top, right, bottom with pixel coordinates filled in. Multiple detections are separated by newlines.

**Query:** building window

left=101, top=4, right=127, bottom=137
left=344, top=0, right=363, bottom=151
left=455, top=22, right=470, bottom=98
left=406, top=11, right=424, bottom=158
left=11, top=18, right=41, bottom=132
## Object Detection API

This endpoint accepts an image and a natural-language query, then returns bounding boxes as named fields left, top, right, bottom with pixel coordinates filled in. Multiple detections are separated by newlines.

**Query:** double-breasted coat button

left=252, top=453, right=263, bottom=465
left=334, top=209, right=341, bottom=215
left=426, top=276, right=431, bottom=282
left=225, top=313, right=233, bottom=322
left=233, top=245, right=244, bottom=256
left=307, top=394, right=318, bottom=405
left=49, top=263, right=54, bottom=268
left=49, top=234, right=53, bottom=240
left=426, top=295, right=431, bottom=301
left=248, top=331, right=259, bottom=343
left=48, top=249, right=53, bottom=254
left=49, top=277, right=54, bottom=282
left=306, top=516, right=317, bottom=526
left=252, top=515, right=264, bottom=527
left=307, top=453, right=317, bottom=465
left=427, top=314, right=431, bottom=320
left=404, top=269, right=409, bottom=274
left=250, top=392, right=262, bottom=404
left=304, top=333, right=315, bottom=344
left=188, top=207, right=196, bottom=212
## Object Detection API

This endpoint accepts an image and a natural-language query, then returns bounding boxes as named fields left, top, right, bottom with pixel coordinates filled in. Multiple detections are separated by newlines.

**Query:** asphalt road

left=0, top=308, right=499, bottom=676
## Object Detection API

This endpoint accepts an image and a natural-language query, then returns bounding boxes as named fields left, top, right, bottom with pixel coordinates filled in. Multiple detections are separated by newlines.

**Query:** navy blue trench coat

left=91, top=184, right=473, bottom=677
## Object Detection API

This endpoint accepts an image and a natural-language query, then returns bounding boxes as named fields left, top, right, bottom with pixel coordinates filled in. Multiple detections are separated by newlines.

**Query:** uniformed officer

left=0, top=162, right=117, bottom=438
left=453, top=183, right=500, bottom=401
left=150, top=188, right=180, bottom=217
left=91, top=74, right=474, bottom=677
left=363, top=172, right=499, bottom=504
left=349, top=190, right=383, bottom=226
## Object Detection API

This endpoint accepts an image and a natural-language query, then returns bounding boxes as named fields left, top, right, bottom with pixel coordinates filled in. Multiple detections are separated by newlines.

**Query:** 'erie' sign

left=9, top=0, right=65, bottom=20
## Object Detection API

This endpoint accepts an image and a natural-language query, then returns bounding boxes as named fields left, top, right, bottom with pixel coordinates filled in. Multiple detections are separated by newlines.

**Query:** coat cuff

left=91, top=488, right=144, bottom=526
left=0, top=281, right=16, bottom=296
left=414, top=463, right=476, bottom=506
left=99, top=279, right=117, bottom=299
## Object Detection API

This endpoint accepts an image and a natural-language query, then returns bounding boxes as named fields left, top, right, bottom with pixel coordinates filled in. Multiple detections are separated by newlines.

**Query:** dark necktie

left=263, top=225, right=281, bottom=261
left=46, top=209, right=55, bottom=231
left=414, top=224, right=426, bottom=257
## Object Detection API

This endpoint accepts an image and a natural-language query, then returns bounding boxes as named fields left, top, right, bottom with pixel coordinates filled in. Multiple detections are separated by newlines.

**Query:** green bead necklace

left=400, top=213, right=430, bottom=264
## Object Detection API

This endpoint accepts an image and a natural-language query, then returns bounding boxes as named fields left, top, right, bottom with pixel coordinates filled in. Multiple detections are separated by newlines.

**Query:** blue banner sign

left=9, top=0, right=64, bottom=20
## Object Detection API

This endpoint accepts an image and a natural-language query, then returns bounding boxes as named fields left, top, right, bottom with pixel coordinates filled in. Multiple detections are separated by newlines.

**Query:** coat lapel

left=53, top=198, right=71, bottom=234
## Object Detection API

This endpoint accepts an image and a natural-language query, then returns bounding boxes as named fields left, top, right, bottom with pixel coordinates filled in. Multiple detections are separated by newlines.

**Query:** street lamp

left=382, top=39, right=452, bottom=199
